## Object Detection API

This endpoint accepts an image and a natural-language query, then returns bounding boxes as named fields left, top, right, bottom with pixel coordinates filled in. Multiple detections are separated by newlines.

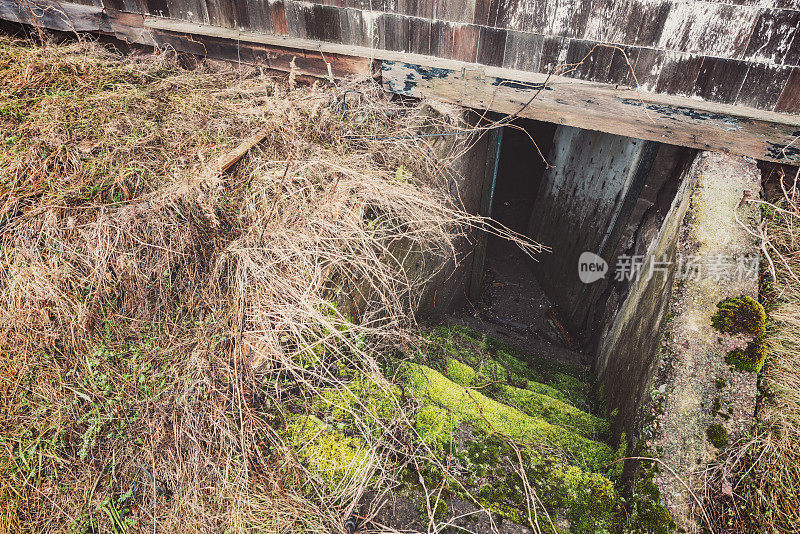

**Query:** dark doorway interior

left=457, top=119, right=586, bottom=364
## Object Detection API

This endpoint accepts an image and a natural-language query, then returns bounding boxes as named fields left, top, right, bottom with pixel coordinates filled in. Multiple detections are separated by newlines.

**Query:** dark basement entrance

left=461, top=119, right=583, bottom=364
left=458, top=118, right=691, bottom=369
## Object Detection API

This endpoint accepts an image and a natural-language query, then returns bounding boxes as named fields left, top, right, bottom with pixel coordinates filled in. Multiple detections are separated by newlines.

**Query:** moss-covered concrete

left=648, top=152, right=760, bottom=532
left=405, top=362, right=614, bottom=470
left=284, top=325, right=672, bottom=533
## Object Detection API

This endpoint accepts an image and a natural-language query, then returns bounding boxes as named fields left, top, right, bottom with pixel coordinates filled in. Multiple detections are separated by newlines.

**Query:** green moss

left=421, top=326, right=588, bottom=408
left=725, top=337, right=767, bottom=373
left=463, top=434, right=616, bottom=533
left=523, top=380, right=573, bottom=405
left=414, top=404, right=457, bottom=451
left=706, top=424, right=728, bottom=448
left=311, top=373, right=400, bottom=437
left=404, top=363, right=614, bottom=471
left=285, top=415, right=370, bottom=484
left=712, top=296, right=766, bottom=337
left=496, top=384, right=608, bottom=438
left=711, top=295, right=768, bottom=373
left=443, top=357, right=477, bottom=386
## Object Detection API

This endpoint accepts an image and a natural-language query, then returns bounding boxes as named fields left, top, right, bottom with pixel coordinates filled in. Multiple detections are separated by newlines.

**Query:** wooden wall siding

left=380, top=59, right=800, bottom=165
left=4, top=0, right=800, bottom=113
left=5, top=0, right=800, bottom=164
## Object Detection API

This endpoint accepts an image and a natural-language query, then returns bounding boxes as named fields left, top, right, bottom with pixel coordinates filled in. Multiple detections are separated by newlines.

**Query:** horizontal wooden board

left=4, top=0, right=800, bottom=164
left=381, top=60, right=800, bottom=164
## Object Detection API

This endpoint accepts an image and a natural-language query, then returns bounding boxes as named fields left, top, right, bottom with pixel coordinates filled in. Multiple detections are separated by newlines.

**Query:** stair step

left=405, top=363, right=614, bottom=471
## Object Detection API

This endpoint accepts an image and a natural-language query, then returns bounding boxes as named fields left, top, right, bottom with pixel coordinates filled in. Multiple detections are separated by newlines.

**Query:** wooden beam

left=0, top=0, right=372, bottom=78
left=144, top=17, right=800, bottom=165
left=3, top=0, right=800, bottom=163
left=382, top=61, right=800, bottom=165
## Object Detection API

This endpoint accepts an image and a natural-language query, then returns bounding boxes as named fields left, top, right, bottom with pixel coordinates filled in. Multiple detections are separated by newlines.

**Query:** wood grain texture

left=776, top=68, right=800, bottom=114
left=150, top=27, right=372, bottom=76
left=737, top=63, right=792, bottom=111
left=381, top=59, right=800, bottom=164
left=744, top=8, right=800, bottom=66
left=269, top=0, right=287, bottom=34
left=477, top=25, right=505, bottom=66
left=657, top=2, right=757, bottom=58
left=653, top=51, right=703, bottom=96
left=451, top=22, right=479, bottom=62
left=692, top=57, right=748, bottom=104
left=502, top=29, right=542, bottom=71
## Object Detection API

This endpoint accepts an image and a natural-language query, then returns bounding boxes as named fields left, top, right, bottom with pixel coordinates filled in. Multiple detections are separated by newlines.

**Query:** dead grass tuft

left=0, top=34, right=537, bottom=533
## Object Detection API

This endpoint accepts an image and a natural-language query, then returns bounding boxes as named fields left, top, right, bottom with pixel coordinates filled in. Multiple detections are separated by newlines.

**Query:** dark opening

left=462, top=120, right=692, bottom=368
left=465, top=118, right=584, bottom=362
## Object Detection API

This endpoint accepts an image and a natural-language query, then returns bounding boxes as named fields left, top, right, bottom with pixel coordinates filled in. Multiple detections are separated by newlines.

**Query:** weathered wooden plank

left=653, top=51, right=703, bottom=96
left=539, top=34, right=567, bottom=74
left=380, top=59, right=800, bottom=164
left=472, top=0, right=490, bottom=27
left=429, top=19, right=453, bottom=58
left=103, top=8, right=156, bottom=44
left=379, top=12, right=409, bottom=52
left=693, top=57, right=748, bottom=104
left=408, top=15, right=430, bottom=55
left=436, top=0, right=473, bottom=25
left=744, top=8, right=800, bottom=65
left=142, top=0, right=168, bottom=17
left=502, top=29, right=543, bottom=71
left=632, top=0, right=670, bottom=47
left=657, top=2, right=757, bottom=59
left=632, top=46, right=666, bottom=92
left=244, top=0, right=273, bottom=33
left=165, top=0, right=206, bottom=24
left=149, top=27, right=371, bottom=77
left=284, top=0, right=306, bottom=38
left=451, top=22, right=479, bottom=62
left=476, top=25, right=505, bottom=66
left=269, top=0, right=287, bottom=35
left=785, top=30, right=800, bottom=67
left=564, top=40, right=614, bottom=83
left=0, top=0, right=102, bottom=30
left=606, top=45, right=639, bottom=87
left=493, top=0, right=525, bottom=31
left=736, top=63, right=793, bottom=111
left=776, top=68, right=800, bottom=114
left=304, top=3, right=340, bottom=42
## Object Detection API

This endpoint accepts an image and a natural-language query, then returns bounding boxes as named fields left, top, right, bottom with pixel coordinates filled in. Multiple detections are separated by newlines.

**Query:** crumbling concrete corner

left=649, top=152, right=761, bottom=532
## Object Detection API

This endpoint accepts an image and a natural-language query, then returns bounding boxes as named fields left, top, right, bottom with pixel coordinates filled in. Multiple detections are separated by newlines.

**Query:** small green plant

left=711, top=295, right=768, bottom=372
left=706, top=424, right=728, bottom=448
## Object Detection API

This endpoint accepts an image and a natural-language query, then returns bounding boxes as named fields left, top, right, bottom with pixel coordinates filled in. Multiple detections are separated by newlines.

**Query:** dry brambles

left=0, top=35, right=530, bottom=533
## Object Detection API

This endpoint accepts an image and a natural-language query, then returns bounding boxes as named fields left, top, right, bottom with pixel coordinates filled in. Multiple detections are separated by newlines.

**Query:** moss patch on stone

left=404, top=362, right=614, bottom=471
left=706, top=423, right=728, bottom=448
left=711, top=295, right=768, bottom=372
left=423, top=325, right=588, bottom=408
left=286, top=415, right=371, bottom=484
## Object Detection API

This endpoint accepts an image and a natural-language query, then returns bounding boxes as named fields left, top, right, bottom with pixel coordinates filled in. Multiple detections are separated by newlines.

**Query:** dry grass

left=703, top=166, right=800, bottom=533
left=0, top=34, right=536, bottom=533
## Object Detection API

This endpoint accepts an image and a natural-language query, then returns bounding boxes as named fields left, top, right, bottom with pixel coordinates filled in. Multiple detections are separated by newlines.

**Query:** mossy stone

left=706, top=424, right=728, bottom=448
left=711, top=295, right=768, bottom=372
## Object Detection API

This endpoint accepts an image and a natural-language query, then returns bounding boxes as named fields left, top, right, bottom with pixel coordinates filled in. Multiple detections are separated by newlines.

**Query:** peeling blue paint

left=491, top=78, right=551, bottom=91
left=618, top=98, right=748, bottom=129
left=382, top=61, right=452, bottom=95
left=765, top=141, right=800, bottom=161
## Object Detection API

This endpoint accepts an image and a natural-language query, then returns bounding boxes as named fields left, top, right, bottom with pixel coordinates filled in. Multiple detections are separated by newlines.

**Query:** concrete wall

left=649, top=153, right=760, bottom=532
left=527, top=125, right=656, bottom=334
left=595, top=158, right=696, bottom=443
left=405, top=106, right=490, bottom=320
